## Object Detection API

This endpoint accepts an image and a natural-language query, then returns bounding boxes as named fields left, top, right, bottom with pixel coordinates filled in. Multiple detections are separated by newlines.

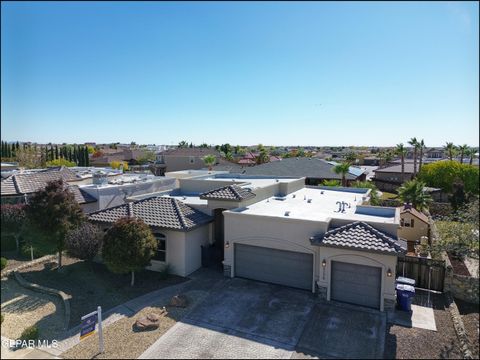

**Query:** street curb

left=445, top=292, right=473, bottom=359
left=13, top=271, right=71, bottom=331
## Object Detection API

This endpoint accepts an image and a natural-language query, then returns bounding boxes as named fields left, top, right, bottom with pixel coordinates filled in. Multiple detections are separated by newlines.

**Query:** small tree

left=65, top=223, right=103, bottom=261
left=26, top=179, right=85, bottom=268
left=321, top=179, right=341, bottom=187
left=1, top=204, right=26, bottom=252
left=350, top=181, right=381, bottom=205
left=332, top=162, right=351, bottom=187
left=102, top=217, right=157, bottom=286
left=202, top=155, right=216, bottom=171
left=46, top=158, right=76, bottom=167
left=397, top=179, right=432, bottom=211
left=110, top=160, right=129, bottom=171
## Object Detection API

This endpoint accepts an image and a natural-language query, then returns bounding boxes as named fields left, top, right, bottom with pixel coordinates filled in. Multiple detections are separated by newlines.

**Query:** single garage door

left=331, top=261, right=382, bottom=309
left=234, top=244, right=313, bottom=290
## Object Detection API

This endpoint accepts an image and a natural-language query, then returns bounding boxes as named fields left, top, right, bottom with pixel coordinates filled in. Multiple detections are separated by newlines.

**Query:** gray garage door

left=234, top=244, right=313, bottom=290
left=331, top=261, right=381, bottom=309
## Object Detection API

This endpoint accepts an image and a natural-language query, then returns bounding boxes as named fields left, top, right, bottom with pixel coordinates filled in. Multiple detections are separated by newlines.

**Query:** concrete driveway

left=140, top=278, right=386, bottom=359
left=294, top=302, right=386, bottom=359
left=140, top=278, right=316, bottom=359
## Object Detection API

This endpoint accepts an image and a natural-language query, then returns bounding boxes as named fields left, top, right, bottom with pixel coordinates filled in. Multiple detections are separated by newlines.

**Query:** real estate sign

left=80, top=312, right=97, bottom=340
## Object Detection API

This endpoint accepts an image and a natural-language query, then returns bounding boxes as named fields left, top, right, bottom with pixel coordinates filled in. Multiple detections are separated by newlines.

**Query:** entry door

left=330, top=261, right=382, bottom=309
left=234, top=244, right=313, bottom=290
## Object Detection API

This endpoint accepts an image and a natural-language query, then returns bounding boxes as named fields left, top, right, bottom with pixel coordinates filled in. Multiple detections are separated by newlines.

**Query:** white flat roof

left=161, top=194, right=208, bottom=206
left=201, top=176, right=300, bottom=190
left=232, top=187, right=397, bottom=224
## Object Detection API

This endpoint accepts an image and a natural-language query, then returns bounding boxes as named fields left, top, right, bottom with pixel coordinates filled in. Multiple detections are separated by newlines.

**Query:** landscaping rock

left=169, top=294, right=188, bottom=308
left=133, top=310, right=167, bottom=332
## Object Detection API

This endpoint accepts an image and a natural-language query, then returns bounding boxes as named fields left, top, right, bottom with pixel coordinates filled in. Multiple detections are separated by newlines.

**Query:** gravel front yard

left=455, top=298, right=479, bottom=359
left=62, top=289, right=210, bottom=359
left=1, top=277, right=64, bottom=340
left=18, top=255, right=186, bottom=328
left=384, top=291, right=463, bottom=359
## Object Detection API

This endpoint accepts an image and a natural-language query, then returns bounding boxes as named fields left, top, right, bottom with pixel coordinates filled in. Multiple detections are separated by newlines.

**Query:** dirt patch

left=1, top=251, right=35, bottom=273
left=447, top=252, right=471, bottom=276
left=18, top=255, right=187, bottom=328
left=1, top=278, right=64, bottom=340
left=455, top=298, right=479, bottom=359
left=384, top=292, right=463, bottom=359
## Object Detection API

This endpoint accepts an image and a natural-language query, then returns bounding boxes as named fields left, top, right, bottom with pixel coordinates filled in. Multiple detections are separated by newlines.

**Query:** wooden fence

left=396, top=255, right=446, bottom=292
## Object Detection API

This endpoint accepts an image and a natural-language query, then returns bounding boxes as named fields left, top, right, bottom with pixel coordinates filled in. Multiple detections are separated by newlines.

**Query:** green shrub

left=0, top=257, right=7, bottom=270
left=0, top=233, right=17, bottom=252
left=19, top=325, right=39, bottom=341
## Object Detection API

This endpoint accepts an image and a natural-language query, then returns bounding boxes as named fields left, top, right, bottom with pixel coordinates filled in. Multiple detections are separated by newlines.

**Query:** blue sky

left=1, top=1, right=478, bottom=146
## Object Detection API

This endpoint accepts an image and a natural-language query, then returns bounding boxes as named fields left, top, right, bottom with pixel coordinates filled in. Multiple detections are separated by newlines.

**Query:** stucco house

left=398, top=204, right=430, bottom=253
left=372, top=163, right=419, bottom=192
left=87, top=172, right=405, bottom=312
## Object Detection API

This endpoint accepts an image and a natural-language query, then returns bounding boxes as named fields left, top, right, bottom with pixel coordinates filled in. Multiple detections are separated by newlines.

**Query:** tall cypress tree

left=73, top=146, right=78, bottom=165
left=1, top=141, right=4, bottom=158
left=84, top=147, right=90, bottom=166
left=68, top=147, right=73, bottom=162
left=49, top=146, right=54, bottom=162
left=78, top=147, right=84, bottom=166
left=55, top=145, right=59, bottom=159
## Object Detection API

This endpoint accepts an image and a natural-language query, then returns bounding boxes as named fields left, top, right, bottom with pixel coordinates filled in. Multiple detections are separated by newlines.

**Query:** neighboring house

left=373, top=163, right=420, bottom=192
left=0, top=167, right=97, bottom=210
left=238, top=158, right=367, bottom=185
left=425, top=148, right=445, bottom=159
left=90, top=149, right=148, bottom=166
left=87, top=171, right=404, bottom=312
left=156, top=148, right=232, bottom=172
left=397, top=204, right=430, bottom=253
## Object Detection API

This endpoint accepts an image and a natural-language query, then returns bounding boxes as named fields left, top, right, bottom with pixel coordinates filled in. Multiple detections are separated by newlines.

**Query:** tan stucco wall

left=147, top=230, right=186, bottom=276
left=163, top=156, right=210, bottom=172
left=398, top=212, right=429, bottom=242
left=317, top=247, right=398, bottom=311
left=223, top=211, right=330, bottom=291
left=184, top=225, right=211, bottom=275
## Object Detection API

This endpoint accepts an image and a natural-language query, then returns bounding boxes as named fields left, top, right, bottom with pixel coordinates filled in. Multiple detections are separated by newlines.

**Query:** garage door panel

left=331, top=261, right=381, bottom=309
left=235, top=244, right=313, bottom=290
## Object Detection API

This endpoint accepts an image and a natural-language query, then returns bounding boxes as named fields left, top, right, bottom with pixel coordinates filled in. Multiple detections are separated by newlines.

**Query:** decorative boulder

left=133, top=312, right=161, bottom=332
left=169, top=294, right=188, bottom=308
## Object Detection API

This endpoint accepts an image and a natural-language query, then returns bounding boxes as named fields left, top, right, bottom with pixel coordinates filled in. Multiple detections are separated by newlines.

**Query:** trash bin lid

left=396, top=283, right=415, bottom=293
left=396, top=276, right=416, bottom=286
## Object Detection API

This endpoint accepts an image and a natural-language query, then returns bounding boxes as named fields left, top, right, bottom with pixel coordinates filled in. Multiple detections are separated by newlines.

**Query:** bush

left=19, top=325, right=39, bottom=341
left=419, top=161, right=479, bottom=195
left=66, top=223, right=103, bottom=261
left=0, top=258, right=7, bottom=270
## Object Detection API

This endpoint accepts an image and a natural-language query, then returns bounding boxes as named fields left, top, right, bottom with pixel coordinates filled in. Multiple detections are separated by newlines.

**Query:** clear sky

left=1, top=1, right=479, bottom=146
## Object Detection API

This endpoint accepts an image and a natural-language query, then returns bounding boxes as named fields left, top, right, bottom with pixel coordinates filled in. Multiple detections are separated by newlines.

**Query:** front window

left=152, top=233, right=166, bottom=262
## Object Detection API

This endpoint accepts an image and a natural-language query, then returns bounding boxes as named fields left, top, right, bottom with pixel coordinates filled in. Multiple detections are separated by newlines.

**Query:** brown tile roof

left=400, top=206, right=429, bottom=224
left=311, top=221, right=405, bottom=254
left=0, top=167, right=78, bottom=196
left=200, top=185, right=256, bottom=202
left=158, top=148, right=222, bottom=157
left=88, top=196, right=213, bottom=231
left=374, top=163, right=420, bottom=174
left=67, top=185, right=97, bottom=204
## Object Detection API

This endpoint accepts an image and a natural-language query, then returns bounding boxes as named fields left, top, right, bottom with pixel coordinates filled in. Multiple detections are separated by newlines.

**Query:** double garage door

left=331, top=261, right=382, bottom=309
left=234, top=244, right=313, bottom=290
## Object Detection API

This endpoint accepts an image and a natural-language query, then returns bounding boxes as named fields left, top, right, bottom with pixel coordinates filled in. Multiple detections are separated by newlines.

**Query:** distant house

left=90, top=149, right=148, bottom=166
left=156, top=148, right=233, bottom=172
left=0, top=167, right=97, bottom=210
left=397, top=204, right=430, bottom=253
left=425, top=148, right=445, bottom=159
left=373, top=163, right=420, bottom=192
left=235, top=158, right=367, bottom=185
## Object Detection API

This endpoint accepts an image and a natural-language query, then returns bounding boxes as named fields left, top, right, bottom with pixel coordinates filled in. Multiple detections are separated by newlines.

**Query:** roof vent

left=304, top=195, right=306, bottom=200
left=284, top=211, right=290, bottom=216
left=275, top=179, right=279, bottom=182
left=320, top=191, right=324, bottom=194
left=292, top=194, right=296, bottom=198
left=307, top=199, right=312, bottom=203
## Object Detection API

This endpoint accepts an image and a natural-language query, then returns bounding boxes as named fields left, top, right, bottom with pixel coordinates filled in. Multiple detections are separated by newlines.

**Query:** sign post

left=80, top=306, right=104, bottom=355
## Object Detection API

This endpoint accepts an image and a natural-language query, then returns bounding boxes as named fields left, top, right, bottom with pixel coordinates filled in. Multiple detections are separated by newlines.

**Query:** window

left=411, top=219, right=415, bottom=228
left=152, top=233, right=166, bottom=262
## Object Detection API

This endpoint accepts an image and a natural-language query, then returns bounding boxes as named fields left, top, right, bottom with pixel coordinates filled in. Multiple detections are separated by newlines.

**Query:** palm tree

left=458, top=144, right=469, bottom=164
left=408, top=137, right=419, bottom=177
left=418, top=139, right=426, bottom=173
left=202, top=155, right=216, bottom=171
left=468, top=148, right=477, bottom=165
left=444, top=142, right=456, bottom=161
left=395, top=143, right=407, bottom=178
left=256, top=149, right=270, bottom=164
left=332, top=162, right=351, bottom=187
left=397, top=179, right=432, bottom=212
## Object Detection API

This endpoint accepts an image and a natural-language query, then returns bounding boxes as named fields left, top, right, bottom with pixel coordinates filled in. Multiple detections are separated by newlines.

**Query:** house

left=0, top=167, right=97, bottom=209
left=90, top=149, right=148, bottom=166
left=155, top=148, right=232, bottom=172
left=397, top=204, right=430, bottom=253
left=238, top=157, right=367, bottom=185
left=372, top=163, right=420, bottom=191
left=87, top=171, right=405, bottom=312
left=425, top=148, right=445, bottom=159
